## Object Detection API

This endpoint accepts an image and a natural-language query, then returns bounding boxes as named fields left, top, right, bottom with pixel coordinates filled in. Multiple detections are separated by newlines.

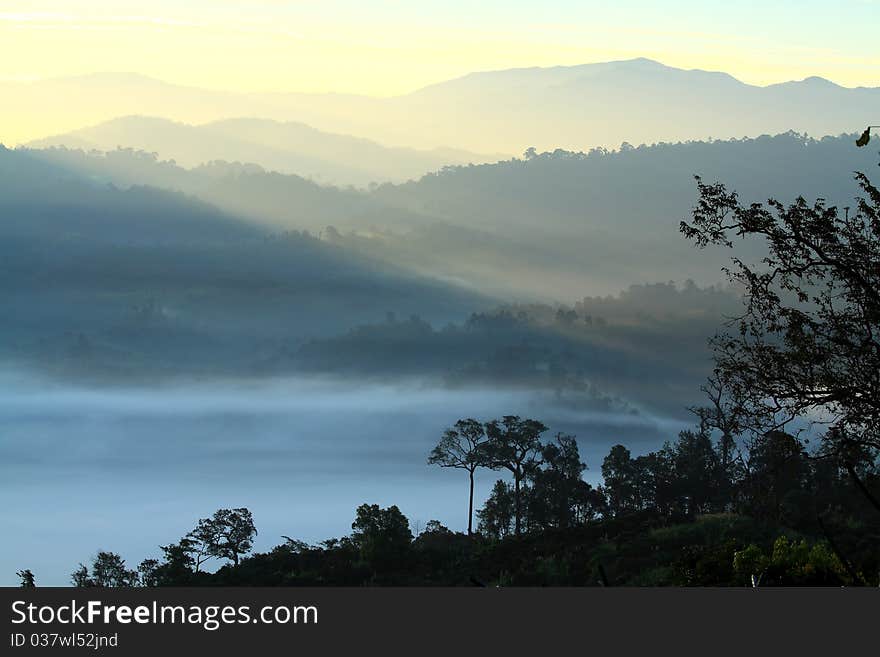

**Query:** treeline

left=292, top=282, right=738, bottom=416
left=17, top=415, right=879, bottom=587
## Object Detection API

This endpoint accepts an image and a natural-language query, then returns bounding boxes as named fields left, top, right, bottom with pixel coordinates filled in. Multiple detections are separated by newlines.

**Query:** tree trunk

left=514, top=475, right=521, bottom=536
left=468, top=468, right=475, bottom=536
left=846, top=461, right=880, bottom=515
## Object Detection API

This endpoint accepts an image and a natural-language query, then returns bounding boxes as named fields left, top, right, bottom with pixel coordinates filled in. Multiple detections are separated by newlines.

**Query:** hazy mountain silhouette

left=23, top=145, right=432, bottom=234
left=389, top=58, right=880, bottom=151
left=359, top=132, right=879, bottom=296
left=28, top=116, right=501, bottom=186
left=21, top=131, right=878, bottom=300
left=292, top=281, right=741, bottom=416
left=0, top=144, right=733, bottom=416
left=5, top=59, right=878, bottom=153
left=0, top=146, right=488, bottom=378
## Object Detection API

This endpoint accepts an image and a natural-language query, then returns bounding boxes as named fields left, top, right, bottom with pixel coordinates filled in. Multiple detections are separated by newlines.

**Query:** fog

left=0, top=372, right=687, bottom=586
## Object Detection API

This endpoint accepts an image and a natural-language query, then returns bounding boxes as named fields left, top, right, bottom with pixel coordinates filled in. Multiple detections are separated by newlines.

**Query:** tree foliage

left=484, top=416, right=548, bottom=535
left=72, top=551, right=138, bottom=587
left=188, top=508, right=257, bottom=567
left=351, top=503, right=413, bottom=576
left=680, top=172, right=880, bottom=498
left=428, top=418, right=490, bottom=534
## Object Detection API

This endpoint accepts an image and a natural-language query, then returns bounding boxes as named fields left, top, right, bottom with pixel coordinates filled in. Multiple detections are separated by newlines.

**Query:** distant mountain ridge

left=24, top=131, right=879, bottom=300
left=5, top=58, right=878, bottom=153
left=0, top=146, right=489, bottom=377
left=28, top=116, right=502, bottom=186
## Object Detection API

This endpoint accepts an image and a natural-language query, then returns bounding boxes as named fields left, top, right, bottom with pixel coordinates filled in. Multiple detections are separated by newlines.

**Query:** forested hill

left=0, top=147, right=488, bottom=378
left=375, top=132, right=875, bottom=231
left=358, top=132, right=880, bottom=297
left=21, top=133, right=878, bottom=300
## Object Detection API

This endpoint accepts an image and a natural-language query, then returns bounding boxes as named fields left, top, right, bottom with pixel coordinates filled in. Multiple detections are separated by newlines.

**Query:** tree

left=154, top=538, right=199, bottom=585
left=631, top=449, right=673, bottom=513
left=137, top=559, right=160, bottom=587
left=351, top=503, right=413, bottom=574
left=690, top=375, right=746, bottom=482
left=92, top=552, right=138, bottom=587
left=422, top=519, right=453, bottom=536
left=601, top=444, right=637, bottom=516
left=72, top=552, right=137, bottom=587
left=16, top=569, right=35, bottom=588
left=671, top=430, right=724, bottom=515
left=484, top=416, right=547, bottom=535
left=71, top=564, right=93, bottom=588
left=528, top=433, right=590, bottom=530
left=428, top=418, right=490, bottom=535
left=477, top=480, right=516, bottom=539
left=740, top=431, right=811, bottom=525
left=188, top=508, right=257, bottom=567
left=733, top=536, right=851, bottom=586
left=681, top=169, right=880, bottom=512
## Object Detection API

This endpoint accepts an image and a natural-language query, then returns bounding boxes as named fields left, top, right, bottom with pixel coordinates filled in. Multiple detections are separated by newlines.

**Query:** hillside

left=0, top=147, right=488, bottom=378
left=28, top=116, right=501, bottom=186
left=23, top=131, right=879, bottom=300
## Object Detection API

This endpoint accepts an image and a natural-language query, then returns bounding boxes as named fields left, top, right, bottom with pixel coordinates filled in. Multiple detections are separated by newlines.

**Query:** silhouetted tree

left=72, top=552, right=137, bottom=587
left=154, top=538, right=199, bottom=585
left=681, top=170, right=880, bottom=512
left=690, top=375, right=745, bottom=479
left=740, top=431, right=811, bottom=525
left=484, top=416, right=547, bottom=535
left=602, top=445, right=637, bottom=516
left=71, top=565, right=93, bottom=588
left=422, top=520, right=452, bottom=536
left=631, top=449, right=673, bottom=513
left=528, top=433, right=591, bottom=530
left=428, top=418, right=490, bottom=535
left=671, top=430, right=725, bottom=515
left=188, top=508, right=257, bottom=567
left=477, top=480, right=516, bottom=539
left=351, top=503, right=412, bottom=575
left=137, top=558, right=160, bottom=587
left=16, top=569, right=35, bottom=588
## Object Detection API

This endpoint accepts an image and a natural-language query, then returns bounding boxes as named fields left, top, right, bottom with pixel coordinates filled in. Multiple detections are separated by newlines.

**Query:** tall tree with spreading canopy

left=428, top=418, right=490, bottom=535
left=188, top=508, right=257, bottom=567
left=681, top=166, right=880, bottom=512
left=484, top=416, right=547, bottom=535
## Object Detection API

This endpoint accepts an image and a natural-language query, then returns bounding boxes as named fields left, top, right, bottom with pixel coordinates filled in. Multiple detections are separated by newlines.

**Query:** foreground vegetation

left=15, top=414, right=880, bottom=587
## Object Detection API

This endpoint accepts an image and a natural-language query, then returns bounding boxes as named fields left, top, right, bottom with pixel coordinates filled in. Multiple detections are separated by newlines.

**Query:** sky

left=1, top=0, right=878, bottom=95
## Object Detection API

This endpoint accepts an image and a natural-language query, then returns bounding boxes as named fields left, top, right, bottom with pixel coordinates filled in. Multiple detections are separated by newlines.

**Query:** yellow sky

left=1, top=1, right=878, bottom=147
left=1, top=1, right=878, bottom=96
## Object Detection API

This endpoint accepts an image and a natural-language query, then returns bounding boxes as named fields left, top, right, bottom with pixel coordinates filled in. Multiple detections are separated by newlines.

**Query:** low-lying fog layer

left=0, top=373, right=688, bottom=585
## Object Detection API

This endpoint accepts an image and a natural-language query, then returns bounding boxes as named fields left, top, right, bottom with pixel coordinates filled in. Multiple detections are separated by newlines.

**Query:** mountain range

left=5, top=58, right=878, bottom=157
left=23, top=130, right=879, bottom=300
left=0, top=146, right=489, bottom=378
